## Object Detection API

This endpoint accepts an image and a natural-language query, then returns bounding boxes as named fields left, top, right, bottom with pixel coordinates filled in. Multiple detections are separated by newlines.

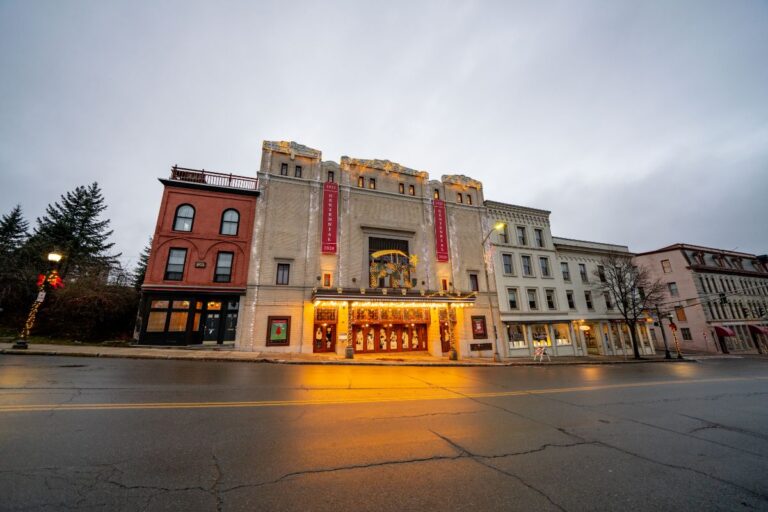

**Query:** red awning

left=748, top=325, right=768, bottom=336
left=714, top=326, right=736, bottom=337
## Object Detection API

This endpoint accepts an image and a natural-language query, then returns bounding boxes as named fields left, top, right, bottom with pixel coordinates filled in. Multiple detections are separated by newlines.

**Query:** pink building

left=634, top=244, right=768, bottom=355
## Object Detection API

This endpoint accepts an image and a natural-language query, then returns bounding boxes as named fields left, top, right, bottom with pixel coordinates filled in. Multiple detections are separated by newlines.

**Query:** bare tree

left=593, top=253, right=665, bottom=359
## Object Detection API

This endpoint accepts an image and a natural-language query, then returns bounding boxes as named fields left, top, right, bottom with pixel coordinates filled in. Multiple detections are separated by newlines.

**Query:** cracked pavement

left=0, top=355, right=767, bottom=511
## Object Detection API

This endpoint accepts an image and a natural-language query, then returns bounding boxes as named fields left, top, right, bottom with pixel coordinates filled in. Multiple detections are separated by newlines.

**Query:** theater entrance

left=351, top=305, right=429, bottom=353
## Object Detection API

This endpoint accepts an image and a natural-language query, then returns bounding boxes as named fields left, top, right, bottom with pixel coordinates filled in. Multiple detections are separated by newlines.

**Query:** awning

left=748, top=325, right=768, bottom=336
left=714, top=326, right=736, bottom=337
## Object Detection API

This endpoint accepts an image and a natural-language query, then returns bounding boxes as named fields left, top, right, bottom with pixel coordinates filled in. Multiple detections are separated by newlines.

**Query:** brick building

left=634, top=244, right=768, bottom=354
left=139, top=167, right=258, bottom=345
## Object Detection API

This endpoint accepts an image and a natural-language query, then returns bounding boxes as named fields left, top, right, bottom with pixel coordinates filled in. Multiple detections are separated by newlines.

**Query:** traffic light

left=719, top=292, right=727, bottom=304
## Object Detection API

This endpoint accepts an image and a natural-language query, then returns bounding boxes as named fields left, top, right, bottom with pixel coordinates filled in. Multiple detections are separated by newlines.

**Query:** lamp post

left=13, top=251, right=63, bottom=350
left=481, top=222, right=506, bottom=363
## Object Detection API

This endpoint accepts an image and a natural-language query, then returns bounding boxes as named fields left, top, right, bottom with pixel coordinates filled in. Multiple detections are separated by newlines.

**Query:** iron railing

left=170, top=166, right=258, bottom=191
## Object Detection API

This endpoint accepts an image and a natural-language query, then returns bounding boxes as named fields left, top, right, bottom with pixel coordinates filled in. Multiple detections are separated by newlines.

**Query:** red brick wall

left=144, top=185, right=256, bottom=290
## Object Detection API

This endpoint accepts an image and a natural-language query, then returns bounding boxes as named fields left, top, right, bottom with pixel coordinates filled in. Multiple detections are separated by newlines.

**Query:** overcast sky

left=2, top=0, right=766, bottom=269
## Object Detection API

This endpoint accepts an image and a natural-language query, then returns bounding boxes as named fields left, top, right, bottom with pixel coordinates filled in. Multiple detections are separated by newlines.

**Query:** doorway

left=313, top=323, right=336, bottom=353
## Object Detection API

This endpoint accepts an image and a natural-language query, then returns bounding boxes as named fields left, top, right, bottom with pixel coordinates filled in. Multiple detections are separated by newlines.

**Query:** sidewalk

left=0, top=342, right=705, bottom=366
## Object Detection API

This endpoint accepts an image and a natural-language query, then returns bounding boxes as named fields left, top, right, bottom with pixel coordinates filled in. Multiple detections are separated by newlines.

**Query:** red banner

left=433, top=199, right=449, bottom=262
left=321, top=182, right=338, bottom=253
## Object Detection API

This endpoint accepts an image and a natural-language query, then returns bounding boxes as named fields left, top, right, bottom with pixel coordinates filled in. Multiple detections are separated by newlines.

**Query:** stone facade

left=236, top=141, right=499, bottom=358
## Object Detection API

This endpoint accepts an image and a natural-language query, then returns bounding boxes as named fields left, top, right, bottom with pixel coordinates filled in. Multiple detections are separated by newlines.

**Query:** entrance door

left=584, top=328, right=599, bottom=355
left=313, top=324, right=336, bottom=353
left=440, top=324, right=451, bottom=352
left=203, top=313, right=221, bottom=344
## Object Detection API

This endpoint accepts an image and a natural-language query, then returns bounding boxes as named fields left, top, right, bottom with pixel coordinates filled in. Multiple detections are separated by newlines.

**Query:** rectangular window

left=527, top=289, right=538, bottom=310
left=539, top=257, right=551, bottom=277
left=399, top=183, right=405, bottom=194
left=466, top=195, right=472, bottom=205
left=276, top=263, right=290, bottom=285
left=441, top=278, right=448, bottom=291
left=368, top=178, right=376, bottom=190
left=469, top=273, right=479, bottom=292
left=146, top=311, right=167, bottom=332
left=584, top=291, right=593, bottom=310
left=502, top=254, right=514, bottom=274
left=294, top=165, right=302, bottom=178
left=675, top=306, right=687, bottom=322
left=579, top=263, right=588, bottom=283
left=408, top=184, right=415, bottom=196
left=323, top=273, right=332, bottom=287
left=507, top=288, right=519, bottom=310
left=516, top=226, right=527, bottom=246
left=280, top=163, right=288, bottom=176
left=165, top=248, right=187, bottom=281
left=457, top=193, right=463, bottom=203
left=546, top=289, right=556, bottom=310
left=566, top=290, right=575, bottom=310
left=534, top=229, right=544, bottom=248
left=327, top=170, right=334, bottom=182
left=668, top=282, right=679, bottom=297
left=168, top=312, right=188, bottom=332
left=661, top=259, right=672, bottom=273
left=604, top=291, right=613, bottom=309
left=681, top=327, right=692, bottom=341
left=597, top=265, right=606, bottom=282
left=561, top=262, right=571, bottom=281
left=357, top=176, right=364, bottom=188
left=214, top=252, right=233, bottom=283
left=499, top=225, right=509, bottom=244
left=521, top=255, right=533, bottom=276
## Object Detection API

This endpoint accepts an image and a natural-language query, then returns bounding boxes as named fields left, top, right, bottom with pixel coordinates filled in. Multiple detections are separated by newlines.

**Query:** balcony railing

left=170, top=166, right=258, bottom=191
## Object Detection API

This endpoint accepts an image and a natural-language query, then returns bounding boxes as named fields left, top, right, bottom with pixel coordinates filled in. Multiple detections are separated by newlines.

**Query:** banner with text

left=433, top=199, right=449, bottom=262
left=321, top=181, right=339, bottom=254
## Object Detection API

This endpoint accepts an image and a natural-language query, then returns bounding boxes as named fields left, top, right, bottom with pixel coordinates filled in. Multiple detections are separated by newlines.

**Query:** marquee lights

left=312, top=300, right=472, bottom=309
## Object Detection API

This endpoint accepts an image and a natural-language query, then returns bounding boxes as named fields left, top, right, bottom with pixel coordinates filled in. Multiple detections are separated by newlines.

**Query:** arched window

left=173, top=204, right=195, bottom=232
left=220, top=209, right=239, bottom=235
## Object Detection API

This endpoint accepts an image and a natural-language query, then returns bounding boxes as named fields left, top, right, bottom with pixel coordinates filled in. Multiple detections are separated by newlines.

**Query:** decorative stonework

left=441, top=174, right=483, bottom=190
left=263, top=140, right=322, bottom=160
left=341, top=157, right=428, bottom=179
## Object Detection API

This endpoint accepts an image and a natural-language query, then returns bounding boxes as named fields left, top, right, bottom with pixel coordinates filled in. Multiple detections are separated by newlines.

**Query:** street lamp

left=481, top=221, right=506, bottom=362
left=12, top=251, right=64, bottom=350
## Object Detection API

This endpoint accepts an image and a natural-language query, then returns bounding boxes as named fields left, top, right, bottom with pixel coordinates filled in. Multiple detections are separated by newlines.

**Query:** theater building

left=139, top=167, right=258, bottom=345
left=235, top=141, right=501, bottom=358
left=634, top=244, right=768, bottom=354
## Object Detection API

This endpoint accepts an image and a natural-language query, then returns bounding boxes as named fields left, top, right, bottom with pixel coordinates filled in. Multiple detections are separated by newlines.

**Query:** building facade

left=139, top=167, right=259, bottom=345
left=634, top=244, right=768, bottom=355
left=483, top=198, right=655, bottom=359
left=234, top=141, right=500, bottom=358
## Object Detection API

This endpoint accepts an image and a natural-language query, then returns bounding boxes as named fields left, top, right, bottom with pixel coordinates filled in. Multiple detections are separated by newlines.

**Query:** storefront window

left=531, top=324, right=551, bottom=347
left=506, top=323, right=527, bottom=349
left=172, top=300, right=190, bottom=309
left=207, top=301, right=222, bottom=311
left=151, top=300, right=169, bottom=309
left=553, top=323, right=572, bottom=345
left=146, top=312, right=167, bottom=332
left=168, top=312, right=188, bottom=332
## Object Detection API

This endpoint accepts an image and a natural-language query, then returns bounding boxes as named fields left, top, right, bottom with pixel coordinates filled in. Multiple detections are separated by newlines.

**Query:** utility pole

left=655, top=305, right=671, bottom=359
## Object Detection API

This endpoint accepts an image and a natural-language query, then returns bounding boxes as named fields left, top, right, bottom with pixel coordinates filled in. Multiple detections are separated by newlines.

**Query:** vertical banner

left=321, top=181, right=338, bottom=254
left=433, top=199, right=449, bottom=262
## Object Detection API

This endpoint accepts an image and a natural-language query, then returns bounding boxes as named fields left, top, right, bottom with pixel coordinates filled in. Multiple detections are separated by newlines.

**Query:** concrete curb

left=0, top=348, right=698, bottom=367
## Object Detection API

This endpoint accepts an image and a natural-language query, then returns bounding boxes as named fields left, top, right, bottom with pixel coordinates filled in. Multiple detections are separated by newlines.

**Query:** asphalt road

left=1, top=356, right=767, bottom=512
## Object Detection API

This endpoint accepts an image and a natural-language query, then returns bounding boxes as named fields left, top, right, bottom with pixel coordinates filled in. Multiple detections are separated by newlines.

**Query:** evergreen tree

left=0, top=204, right=29, bottom=255
left=32, top=182, right=120, bottom=278
left=132, top=237, right=152, bottom=290
left=0, top=205, right=32, bottom=319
